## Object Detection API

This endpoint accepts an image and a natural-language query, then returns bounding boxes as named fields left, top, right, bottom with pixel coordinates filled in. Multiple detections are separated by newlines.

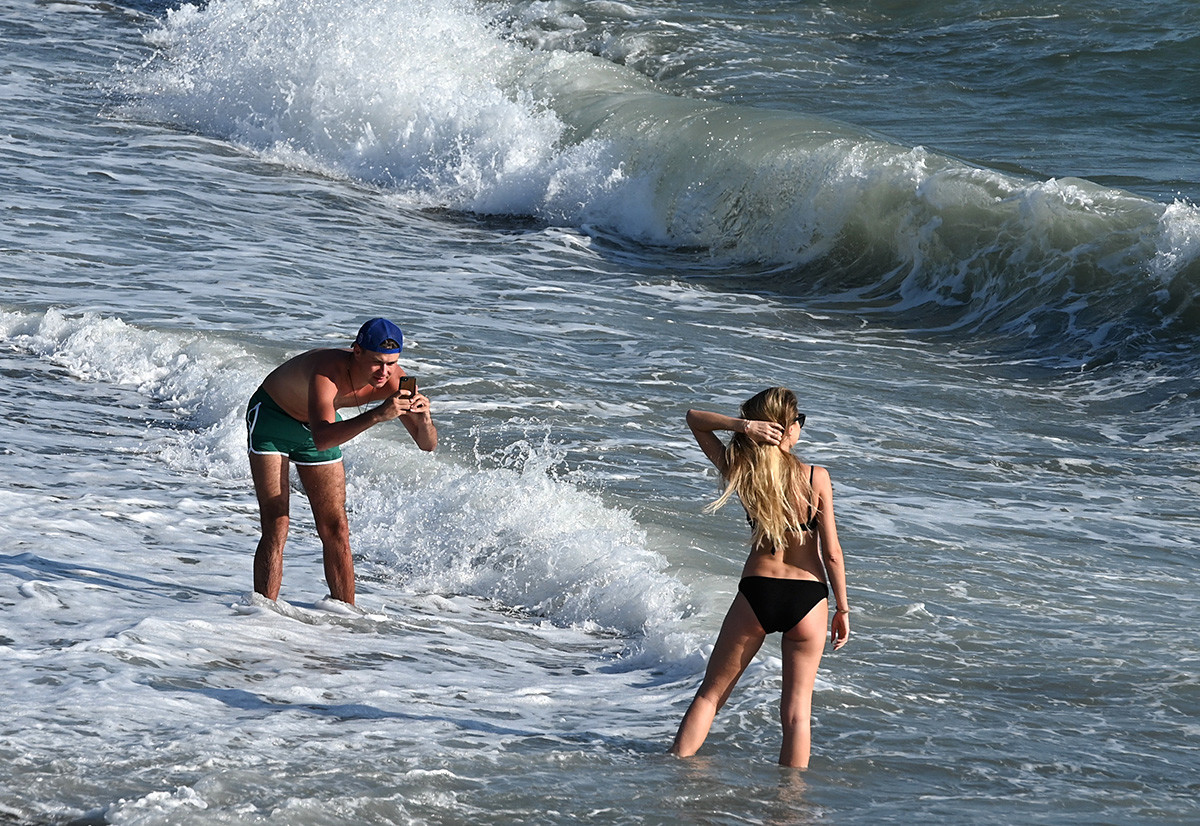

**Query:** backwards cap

left=354, top=317, right=404, bottom=354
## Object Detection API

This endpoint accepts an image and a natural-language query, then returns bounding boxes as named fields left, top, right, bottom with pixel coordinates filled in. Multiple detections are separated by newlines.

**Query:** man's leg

left=296, top=461, right=355, bottom=605
left=250, top=451, right=290, bottom=600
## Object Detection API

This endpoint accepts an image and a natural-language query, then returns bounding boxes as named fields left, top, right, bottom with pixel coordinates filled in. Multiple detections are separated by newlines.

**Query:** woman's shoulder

left=805, top=462, right=833, bottom=488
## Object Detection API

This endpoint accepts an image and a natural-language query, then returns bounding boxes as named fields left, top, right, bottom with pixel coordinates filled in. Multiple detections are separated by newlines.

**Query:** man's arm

left=307, top=368, right=403, bottom=451
left=398, top=391, right=437, bottom=452
left=307, top=367, right=435, bottom=453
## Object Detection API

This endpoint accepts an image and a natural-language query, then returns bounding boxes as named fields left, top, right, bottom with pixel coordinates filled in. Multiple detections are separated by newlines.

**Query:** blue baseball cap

left=354, top=318, right=404, bottom=354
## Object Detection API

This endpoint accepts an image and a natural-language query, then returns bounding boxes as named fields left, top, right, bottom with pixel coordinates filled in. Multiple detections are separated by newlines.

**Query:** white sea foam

left=1153, top=198, right=1200, bottom=280
left=128, top=0, right=623, bottom=218
left=118, top=0, right=1200, bottom=366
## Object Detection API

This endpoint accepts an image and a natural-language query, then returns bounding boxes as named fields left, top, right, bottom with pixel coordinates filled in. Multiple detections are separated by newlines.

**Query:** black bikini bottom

left=738, top=576, right=829, bottom=634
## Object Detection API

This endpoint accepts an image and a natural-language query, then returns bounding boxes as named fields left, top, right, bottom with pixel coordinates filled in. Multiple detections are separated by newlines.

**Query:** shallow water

left=2, top=0, right=1199, bottom=823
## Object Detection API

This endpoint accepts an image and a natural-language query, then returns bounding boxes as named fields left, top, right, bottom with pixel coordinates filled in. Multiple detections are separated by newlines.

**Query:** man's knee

left=256, top=487, right=290, bottom=517
left=258, top=502, right=290, bottom=534
left=314, top=512, right=350, bottom=547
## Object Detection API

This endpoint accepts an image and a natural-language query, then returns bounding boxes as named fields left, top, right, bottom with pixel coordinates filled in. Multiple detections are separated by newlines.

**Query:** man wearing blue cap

left=245, top=318, right=437, bottom=606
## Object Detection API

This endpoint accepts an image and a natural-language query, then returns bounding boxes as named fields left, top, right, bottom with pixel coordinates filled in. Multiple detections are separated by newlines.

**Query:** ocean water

left=2, top=0, right=1199, bottom=823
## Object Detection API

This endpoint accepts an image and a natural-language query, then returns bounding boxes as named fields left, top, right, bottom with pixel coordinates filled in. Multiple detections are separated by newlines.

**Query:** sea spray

left=127, top=0, right=621, bottom=215
left=3, top=308, right=258, bottom=479
left=349, top=427, right=694, bottom=652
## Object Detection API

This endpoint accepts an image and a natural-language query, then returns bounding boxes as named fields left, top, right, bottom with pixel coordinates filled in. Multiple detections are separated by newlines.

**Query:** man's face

left=355, top=347, right=400, bottom=387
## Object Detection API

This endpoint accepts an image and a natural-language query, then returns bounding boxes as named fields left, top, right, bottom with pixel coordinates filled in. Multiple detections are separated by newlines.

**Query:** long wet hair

left=706, top=387, right=815, bottom=553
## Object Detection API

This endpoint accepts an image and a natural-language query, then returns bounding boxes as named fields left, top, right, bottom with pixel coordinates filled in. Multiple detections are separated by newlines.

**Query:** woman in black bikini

left=669, top=387, right=850, bottom=768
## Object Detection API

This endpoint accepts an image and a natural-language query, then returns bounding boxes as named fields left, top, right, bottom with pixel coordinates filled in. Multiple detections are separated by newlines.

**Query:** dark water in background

left=2, top=0, right=1198, bottom=823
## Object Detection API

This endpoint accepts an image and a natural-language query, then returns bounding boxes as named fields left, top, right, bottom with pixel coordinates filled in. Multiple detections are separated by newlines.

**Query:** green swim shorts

left=246, top=386, right=343, bottom=466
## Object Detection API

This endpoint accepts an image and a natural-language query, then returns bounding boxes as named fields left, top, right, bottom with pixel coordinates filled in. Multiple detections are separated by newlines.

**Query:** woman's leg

left=778, top=601, right=828, bottom=768
left=670, top=593, right=766, bottom=758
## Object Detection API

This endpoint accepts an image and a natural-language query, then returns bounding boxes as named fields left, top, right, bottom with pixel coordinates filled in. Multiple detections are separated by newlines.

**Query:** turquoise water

left=2, top=0, right=1198, bottom=823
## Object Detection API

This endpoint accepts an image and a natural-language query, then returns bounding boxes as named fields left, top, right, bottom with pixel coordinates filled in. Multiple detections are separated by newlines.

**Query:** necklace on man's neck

left=348, top=357, right=366, bottom=418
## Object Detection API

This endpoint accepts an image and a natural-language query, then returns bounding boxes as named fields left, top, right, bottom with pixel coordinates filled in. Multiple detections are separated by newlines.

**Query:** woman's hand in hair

left=743, top=419, right=783, bottom=445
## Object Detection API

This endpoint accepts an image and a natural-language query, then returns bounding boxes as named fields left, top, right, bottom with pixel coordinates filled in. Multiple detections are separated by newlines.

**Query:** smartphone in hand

left=397, top=375, right=416, bottom=396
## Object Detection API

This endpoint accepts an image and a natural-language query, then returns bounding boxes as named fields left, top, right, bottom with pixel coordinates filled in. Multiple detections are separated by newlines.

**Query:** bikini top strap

left=807, top=464, right=818, bottom=528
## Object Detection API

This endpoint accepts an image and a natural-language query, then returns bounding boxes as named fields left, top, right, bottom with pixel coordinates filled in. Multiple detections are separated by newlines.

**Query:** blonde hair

left=707, top=387, right=815, bottom=553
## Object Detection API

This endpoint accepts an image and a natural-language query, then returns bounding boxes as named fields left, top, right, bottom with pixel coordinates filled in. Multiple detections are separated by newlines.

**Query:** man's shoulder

left=291, top=347, right=352, bottom=374
left=310, top=347, right=352, bottom=363
left=267, top=348, right=349, bottom=388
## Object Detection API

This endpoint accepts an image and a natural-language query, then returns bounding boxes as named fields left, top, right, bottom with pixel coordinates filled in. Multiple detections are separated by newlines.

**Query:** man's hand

left=404, top=391, right=432, bottom=419
left=376, top=387, right=418, bottom=421
left=377, top=388, right=432, bottom=422
left=400, top=390, right=437, bottom=452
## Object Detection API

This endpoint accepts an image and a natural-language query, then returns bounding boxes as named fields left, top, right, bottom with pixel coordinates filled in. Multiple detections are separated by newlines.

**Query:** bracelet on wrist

left=835, top=607, right=850, bottom=614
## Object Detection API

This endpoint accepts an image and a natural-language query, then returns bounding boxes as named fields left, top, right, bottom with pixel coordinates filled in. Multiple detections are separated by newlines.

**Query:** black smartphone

left=398, top=375, right=416, bottom=396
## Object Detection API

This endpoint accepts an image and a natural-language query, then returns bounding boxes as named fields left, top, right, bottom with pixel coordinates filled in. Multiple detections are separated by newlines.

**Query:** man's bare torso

left=260, top=348, right=402, bottom=422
